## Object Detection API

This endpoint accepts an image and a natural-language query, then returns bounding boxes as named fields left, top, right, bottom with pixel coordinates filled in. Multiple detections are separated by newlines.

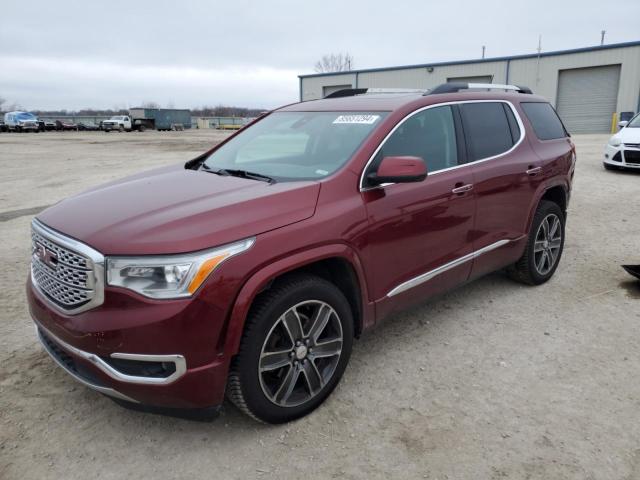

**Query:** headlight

left=106, top=237, right=255, bottom=299
left=608, top=136, right=621, bottom=147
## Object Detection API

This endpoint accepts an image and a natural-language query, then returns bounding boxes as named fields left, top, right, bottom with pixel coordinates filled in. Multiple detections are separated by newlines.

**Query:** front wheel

left=227, top=274, right=353, bottom=423
left=508, top=200, right=565, bottom=285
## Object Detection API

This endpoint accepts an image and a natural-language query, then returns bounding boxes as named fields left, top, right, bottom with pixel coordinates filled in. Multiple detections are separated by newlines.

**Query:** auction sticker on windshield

left=333, top=115, right=380, bottom=124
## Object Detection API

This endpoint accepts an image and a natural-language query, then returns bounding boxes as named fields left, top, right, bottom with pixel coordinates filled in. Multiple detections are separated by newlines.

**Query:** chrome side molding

left=387, top=238, right=518, bottom=297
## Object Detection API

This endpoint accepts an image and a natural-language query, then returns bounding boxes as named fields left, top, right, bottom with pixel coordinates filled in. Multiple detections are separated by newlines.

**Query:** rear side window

left=460, top=102, right=515, bottom=161
left=521, top=102, right=567, bottom=140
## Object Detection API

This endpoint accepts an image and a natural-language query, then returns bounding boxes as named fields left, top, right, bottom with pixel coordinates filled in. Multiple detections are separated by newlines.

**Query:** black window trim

left=359, top=100, right=526, bottom=191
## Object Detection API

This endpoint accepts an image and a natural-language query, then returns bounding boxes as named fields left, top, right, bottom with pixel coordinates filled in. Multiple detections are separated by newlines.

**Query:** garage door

left=556, top=65, right=621, bottom=134
left=322, top=84, right=352, bottom=98
left=447, top=75, right=493, bottom=84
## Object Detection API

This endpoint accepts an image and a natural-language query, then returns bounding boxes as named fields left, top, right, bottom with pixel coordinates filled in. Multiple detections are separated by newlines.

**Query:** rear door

left=461, top=101, right=542, bottom=279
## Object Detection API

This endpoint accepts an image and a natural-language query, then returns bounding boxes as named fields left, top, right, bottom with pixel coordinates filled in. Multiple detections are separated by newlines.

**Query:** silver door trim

left=386, top=238, right=518, bottom=298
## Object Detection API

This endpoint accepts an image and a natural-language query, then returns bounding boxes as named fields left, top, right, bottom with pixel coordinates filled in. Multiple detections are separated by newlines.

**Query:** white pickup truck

left=101, top=115, right=135, bottom=132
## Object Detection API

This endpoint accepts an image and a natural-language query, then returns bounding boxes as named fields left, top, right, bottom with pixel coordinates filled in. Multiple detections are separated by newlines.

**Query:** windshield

left=110, top=116, right=124, bottom=120
left=16, top=112, right=36, bottom=121
left=202, top=111, right=387, bottom=181
left=627, top=114, right=640, bottom=128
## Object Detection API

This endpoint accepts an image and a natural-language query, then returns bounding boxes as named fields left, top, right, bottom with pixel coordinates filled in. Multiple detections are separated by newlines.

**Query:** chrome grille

left=30, top=220, right=105, bottom=314
left=32, top=229, right=88, bottom=268
left=32, top=261, right=92, bottom=306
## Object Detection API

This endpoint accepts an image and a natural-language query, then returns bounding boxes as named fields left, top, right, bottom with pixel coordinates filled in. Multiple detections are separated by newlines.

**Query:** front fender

left=222, top=243, right=373, bottom=357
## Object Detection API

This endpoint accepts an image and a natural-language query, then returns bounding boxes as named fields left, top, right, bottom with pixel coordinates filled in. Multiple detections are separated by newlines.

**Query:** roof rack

left=324, top=87, right=426, bottom=99
left=426, top=82, right=533, bottom=95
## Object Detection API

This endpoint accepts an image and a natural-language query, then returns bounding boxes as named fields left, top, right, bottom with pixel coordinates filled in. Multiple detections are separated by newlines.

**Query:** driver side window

left=369, top=105, right=459, bottom=177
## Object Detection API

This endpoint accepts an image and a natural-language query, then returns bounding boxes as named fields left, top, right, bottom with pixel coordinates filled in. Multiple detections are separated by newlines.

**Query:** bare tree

left=314, top=53, right=354, bottom=73
left=0, top=97, right=5, bottom=110
left=140, top=101, right=160, bottom=109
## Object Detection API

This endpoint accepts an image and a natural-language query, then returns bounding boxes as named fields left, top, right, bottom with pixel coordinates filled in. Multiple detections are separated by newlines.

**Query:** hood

left=37, top=165, right=321, bottom=255
left=617, top=127, right=640, bottom=143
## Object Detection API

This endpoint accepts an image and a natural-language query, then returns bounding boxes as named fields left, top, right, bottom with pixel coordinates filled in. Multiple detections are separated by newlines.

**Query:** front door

left=361, top=105, right=476, bottom=317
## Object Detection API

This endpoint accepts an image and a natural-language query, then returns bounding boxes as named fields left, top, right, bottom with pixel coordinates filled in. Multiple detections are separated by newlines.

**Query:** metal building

left=299, top=41, right=640, bottom=133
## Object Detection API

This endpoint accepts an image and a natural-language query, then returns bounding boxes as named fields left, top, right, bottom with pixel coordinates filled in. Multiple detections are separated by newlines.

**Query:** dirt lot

left=1, top=130, right=639, bottom=480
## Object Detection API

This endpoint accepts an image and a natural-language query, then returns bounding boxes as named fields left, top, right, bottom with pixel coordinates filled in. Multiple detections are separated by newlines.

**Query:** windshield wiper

left=201, top=164, right=275, bottom=183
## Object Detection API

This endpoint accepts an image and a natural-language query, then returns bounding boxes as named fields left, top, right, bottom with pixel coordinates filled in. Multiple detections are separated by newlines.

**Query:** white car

left=604, top=113, right=640, bottom=170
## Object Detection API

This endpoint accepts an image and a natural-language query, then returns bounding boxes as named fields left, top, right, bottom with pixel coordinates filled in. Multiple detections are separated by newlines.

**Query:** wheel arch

left=526, top=181, right=569, bottom=234
left=222, top=244, right=373, bottom=358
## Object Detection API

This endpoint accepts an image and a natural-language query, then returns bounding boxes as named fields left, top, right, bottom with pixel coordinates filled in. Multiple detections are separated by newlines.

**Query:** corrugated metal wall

left=300, top=44, right=640, bottom=132
left=556, top=65, right=621, bottom=133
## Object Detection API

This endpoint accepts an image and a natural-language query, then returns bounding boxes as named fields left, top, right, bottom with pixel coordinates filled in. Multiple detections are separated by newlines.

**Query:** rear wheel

left=227, top=274, right=353, bottom=423
left=508, top=200, right=565, bottom=285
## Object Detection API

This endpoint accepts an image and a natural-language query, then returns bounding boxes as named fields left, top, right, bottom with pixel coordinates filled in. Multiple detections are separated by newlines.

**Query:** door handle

left=451, top=183, right=474, bottom=194
left=526, top=166, right=542, bottom=176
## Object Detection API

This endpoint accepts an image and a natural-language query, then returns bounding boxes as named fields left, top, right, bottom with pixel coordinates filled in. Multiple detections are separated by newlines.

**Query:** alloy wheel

left=533, top=213, right=562, bottom=276
left=258, top=300, right=343, bottom=408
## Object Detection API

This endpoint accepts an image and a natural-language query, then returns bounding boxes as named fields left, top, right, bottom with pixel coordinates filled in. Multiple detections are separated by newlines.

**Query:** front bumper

left=604, top=144, right=640, bottom=169
left=27, top=278, right=232, bottom=409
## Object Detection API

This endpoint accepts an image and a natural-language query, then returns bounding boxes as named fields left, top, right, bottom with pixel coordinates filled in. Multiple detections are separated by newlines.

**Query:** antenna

left=482, top=45, right=486, bottom=59
left=601, top=30, right=606, bottom=45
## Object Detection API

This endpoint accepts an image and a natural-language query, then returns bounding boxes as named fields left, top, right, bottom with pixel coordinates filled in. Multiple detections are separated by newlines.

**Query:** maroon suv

left=28, top=83, right=575, bottom=423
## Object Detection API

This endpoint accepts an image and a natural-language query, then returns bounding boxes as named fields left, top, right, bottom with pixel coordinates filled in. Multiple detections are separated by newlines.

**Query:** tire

left=508, top=200, right=565, bottom=285
left=118, top=125, right=124, bottom=132
left=139, top=125, right=146, bottom=132
left=227, top=274, right=354, bottom=424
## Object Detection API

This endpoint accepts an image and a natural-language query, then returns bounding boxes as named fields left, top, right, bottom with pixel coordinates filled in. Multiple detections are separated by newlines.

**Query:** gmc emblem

left=34, top=242, right=58, bottom=270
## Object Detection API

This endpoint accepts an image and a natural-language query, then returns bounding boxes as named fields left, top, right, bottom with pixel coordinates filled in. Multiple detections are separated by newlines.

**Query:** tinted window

left=461, top=102, right=514, bottom=161
left=370, top=106, right=458, bottom=177
left=521, top=102, right=567, bottom=140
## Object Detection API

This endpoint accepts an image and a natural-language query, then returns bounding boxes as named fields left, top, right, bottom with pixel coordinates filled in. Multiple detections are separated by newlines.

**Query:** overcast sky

left=1, top=0, right=638, bottom=111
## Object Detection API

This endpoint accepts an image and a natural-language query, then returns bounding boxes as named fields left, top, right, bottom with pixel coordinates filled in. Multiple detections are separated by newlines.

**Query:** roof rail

left=324, top=87, right=426, bottom=99
left=426, top=82, right=533, bottom=95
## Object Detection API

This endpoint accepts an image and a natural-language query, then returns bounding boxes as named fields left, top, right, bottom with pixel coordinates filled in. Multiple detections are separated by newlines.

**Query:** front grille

left=32, top=229, right=88, bottom=268
left=30, top=220, right=104, bottom=314
left=32, top=261, right=92, bottom=307
left=623, top=149, right=640, bottom=165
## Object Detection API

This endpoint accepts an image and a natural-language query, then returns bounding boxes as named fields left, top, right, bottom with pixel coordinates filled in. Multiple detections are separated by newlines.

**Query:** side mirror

left=367, top=156, right=427, bottom=186
left=618, top=120, right=628, bottom=129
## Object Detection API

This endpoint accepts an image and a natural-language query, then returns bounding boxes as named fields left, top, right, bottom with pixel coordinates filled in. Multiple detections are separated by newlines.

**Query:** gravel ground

left=0, top=130, right=639, bottom=480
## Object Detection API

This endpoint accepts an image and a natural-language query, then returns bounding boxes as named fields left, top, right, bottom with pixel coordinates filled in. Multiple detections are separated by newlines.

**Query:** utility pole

left=601, top=30, right=606, bottom=45
left=482, top=45, right=486, bottom=59
left=535, top=35, right=542, bottom=85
